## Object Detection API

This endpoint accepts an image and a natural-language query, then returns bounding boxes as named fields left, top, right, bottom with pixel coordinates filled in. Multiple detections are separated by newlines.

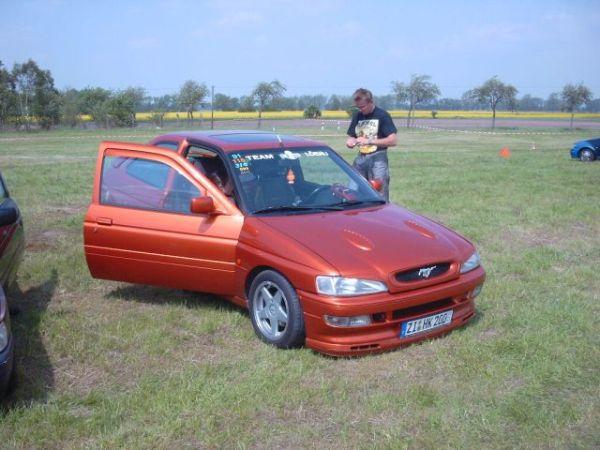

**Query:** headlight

left=316, top=276, right=387, bottom=296
left=460, top=251, right=481, bottom=274
left=0, top=322, right=8, bottom=352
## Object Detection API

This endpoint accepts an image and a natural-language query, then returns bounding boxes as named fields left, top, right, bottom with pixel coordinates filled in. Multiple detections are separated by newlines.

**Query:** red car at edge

left=83, top=131, right=485, bottom=356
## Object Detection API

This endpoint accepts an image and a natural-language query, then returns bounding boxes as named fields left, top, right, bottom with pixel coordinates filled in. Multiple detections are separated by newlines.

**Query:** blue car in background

left=0, top=172, right=24, bottom=396
left=570, top=137, right=600, bottom=162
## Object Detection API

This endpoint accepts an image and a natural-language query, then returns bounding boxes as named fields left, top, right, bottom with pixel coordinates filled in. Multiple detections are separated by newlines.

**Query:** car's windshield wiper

left=325, top=199, right=386, bottom=208
left=253, top=204, right=343, bottom=214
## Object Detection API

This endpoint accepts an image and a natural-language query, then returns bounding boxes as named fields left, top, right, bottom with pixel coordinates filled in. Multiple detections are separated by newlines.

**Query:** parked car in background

left=570, top=137, right=600, bottom=161
left=84, top=131, right=485, bottom=356
left=0, top=172, right=24, bottom=395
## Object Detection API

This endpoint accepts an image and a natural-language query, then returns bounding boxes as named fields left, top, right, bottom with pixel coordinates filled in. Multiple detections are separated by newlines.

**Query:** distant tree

left=252, top=80, right=286, bottom=127
left=0, top=61, right=16, bottom=128
left=374, top=94, right=397, bottom=111
left=469, top=76, right=518, bottom=129
left=391, top=74, right=440, bottom=127
left=584, top=98, right=600, bottom=113
left=238, top=95, right=256, bottom=112
left=518, top=94, right=544, bottom=111
left=178, top=80, right=208, bottom=123
left=213, top=93, right=239, bottom=111
left=143, top=94, right=178, bottom=112
left=326, top=95, right=342, bottom=110
left=460, top=90, right=484, bottom=110
left=79, top=87, right=111, bottom=127
left=561, top=83, right=593, bottom=129
left=60, top=88, right=83, bottom=127
left=106, top=89, right=139, bottom=127
left=435, top=97, right=463, bottom=110
left=295, top=94, right=325, bottom=111
left=122, top=86, right=146, bottom=125
left=545, top=92, right=561, bottom=111
left=11, top=61, right=36, bottom=130
left=272, top=96, right=297, bottom=110
left=303, top=105, right=321, bottom=119
left=11, top=59, right=60, bottom=130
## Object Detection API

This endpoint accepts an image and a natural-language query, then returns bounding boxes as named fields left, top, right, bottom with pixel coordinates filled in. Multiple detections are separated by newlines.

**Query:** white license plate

left=400, top=310, right=453, bottom=337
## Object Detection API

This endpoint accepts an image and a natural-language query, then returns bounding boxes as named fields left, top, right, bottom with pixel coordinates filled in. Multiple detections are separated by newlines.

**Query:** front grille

left=392, top=298, right=454, bottom=321
left=395, top=262, right=450, bottom=283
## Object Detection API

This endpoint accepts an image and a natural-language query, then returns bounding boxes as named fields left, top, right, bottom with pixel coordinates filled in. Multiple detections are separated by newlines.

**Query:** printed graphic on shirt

left=355, top=119, right=379, bottom=154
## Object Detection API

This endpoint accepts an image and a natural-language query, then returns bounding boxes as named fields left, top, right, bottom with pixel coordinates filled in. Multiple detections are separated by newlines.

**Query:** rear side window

left=100, top=156, right=201, bottom=214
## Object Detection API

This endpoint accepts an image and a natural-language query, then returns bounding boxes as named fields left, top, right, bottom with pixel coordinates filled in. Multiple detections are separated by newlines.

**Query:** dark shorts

left=353, top=151, right=390, bottom=201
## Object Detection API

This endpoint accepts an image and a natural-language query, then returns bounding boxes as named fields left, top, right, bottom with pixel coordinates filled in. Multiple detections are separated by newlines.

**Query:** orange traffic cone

left=499, top=146, right=511, bottom=159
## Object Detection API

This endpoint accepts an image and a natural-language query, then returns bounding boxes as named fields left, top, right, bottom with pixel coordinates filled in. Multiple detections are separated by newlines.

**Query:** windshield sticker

left=279, top=150, right=301, bottom=160
left=304, top=150, right=328, bottom=157
left=230, top=152, right=276, bottom=173
left=230, top=150, right=329, bottom=173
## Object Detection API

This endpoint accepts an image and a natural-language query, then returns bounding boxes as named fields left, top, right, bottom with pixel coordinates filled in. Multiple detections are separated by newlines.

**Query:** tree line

left=0, top=59, right=596, bottom=131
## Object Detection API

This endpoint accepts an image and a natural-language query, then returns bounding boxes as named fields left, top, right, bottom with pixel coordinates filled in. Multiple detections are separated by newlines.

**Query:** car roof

left=152, top=130, right=324, bottom=153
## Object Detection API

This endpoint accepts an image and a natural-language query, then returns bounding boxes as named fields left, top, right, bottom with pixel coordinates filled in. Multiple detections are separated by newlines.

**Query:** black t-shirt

left=347, top=106, right=397, bottom=152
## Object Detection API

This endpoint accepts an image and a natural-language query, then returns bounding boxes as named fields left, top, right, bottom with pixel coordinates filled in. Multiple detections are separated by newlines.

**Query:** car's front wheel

left=580, top=148, right=596, bottom=162
left=249, top=270, right=305, bottom=349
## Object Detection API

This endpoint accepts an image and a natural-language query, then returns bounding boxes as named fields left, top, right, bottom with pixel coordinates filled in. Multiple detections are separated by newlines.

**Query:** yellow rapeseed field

left=79, top=110, right=600, bottom=122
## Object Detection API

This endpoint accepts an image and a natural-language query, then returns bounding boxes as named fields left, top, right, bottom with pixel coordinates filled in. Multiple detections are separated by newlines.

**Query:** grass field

left=0, top=123, right=598, bottom=448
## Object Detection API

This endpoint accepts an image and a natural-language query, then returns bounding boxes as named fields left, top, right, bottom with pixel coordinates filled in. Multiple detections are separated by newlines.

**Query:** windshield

left=227, top=146, right=384, bottom=214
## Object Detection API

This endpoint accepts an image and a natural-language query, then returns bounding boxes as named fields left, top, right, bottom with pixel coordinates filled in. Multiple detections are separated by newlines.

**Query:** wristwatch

left=367, top=137, right=374, bottom=145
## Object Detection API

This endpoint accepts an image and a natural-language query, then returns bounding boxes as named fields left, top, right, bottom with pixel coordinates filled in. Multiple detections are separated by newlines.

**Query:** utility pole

left=211, top=85, right=215, bottom=129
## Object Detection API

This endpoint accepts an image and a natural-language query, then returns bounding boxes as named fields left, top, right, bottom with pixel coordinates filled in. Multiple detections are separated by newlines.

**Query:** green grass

left=0, top=124, right=598, bottom=448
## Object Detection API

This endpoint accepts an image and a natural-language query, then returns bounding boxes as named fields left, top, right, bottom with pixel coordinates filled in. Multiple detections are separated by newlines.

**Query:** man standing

left=346, top=88, right=397, bottom=201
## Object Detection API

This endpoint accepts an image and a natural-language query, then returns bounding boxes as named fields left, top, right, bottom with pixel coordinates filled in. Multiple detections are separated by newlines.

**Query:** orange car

left=84, top=131, right=485, bottom=356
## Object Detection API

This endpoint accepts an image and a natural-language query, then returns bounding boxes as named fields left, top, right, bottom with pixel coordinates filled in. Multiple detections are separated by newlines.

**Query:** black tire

left=579, top=148, right=596, bottom=162
left=248, top=270, right=305, bottom=349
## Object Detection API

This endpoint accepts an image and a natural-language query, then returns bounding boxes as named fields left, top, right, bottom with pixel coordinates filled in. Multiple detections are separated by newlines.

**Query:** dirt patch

left=26, top=230, right=66, bottom=252
left=53, top=205, right=87, bottom=216
left=480, top=328, right=500, bottom=340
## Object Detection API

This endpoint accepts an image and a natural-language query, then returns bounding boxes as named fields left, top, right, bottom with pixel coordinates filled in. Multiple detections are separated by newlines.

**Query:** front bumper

left=299, top=266, right=485, bottom=356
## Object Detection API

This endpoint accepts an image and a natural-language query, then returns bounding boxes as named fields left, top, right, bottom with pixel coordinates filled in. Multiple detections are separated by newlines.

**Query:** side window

left=154, top=141, right=179, bottom=151
left=126, top=159, right=170, bottom=188
left=101, top=156, right=201, bottom=214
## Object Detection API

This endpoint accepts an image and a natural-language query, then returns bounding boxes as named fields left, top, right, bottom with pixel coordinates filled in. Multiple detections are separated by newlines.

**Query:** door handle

left=96, top=217, right=113, bottom=226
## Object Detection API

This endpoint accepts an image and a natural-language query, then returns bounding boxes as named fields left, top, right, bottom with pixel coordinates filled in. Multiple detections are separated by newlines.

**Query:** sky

left=1, top=0, right=599, bottom=99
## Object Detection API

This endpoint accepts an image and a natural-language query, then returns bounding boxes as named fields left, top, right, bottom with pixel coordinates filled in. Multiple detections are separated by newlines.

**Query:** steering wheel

left=331, top=183, right=358, bottom=202
left=301, top=185, right=332, bottom=205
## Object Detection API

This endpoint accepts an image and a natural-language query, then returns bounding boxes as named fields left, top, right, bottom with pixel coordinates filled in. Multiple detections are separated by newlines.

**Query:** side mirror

left=190, top=196, right=219, bottom=215
left=369, top=179, right=383, bottom=192
left=0, top=206, right=18, bottom=226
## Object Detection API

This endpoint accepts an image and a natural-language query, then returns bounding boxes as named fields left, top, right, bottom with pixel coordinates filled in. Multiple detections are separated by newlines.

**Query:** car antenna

left=276, top=134, right=283, bottom=148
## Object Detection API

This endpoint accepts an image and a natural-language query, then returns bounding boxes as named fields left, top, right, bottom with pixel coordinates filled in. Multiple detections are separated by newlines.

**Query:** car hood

left=575, top=137, right=600, bottom=147
left=256, top=204, right=474, bottom=281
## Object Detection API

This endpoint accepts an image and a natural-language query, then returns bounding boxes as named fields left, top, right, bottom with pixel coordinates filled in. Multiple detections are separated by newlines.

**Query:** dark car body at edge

left=0, top=173, right=24, bottom=395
